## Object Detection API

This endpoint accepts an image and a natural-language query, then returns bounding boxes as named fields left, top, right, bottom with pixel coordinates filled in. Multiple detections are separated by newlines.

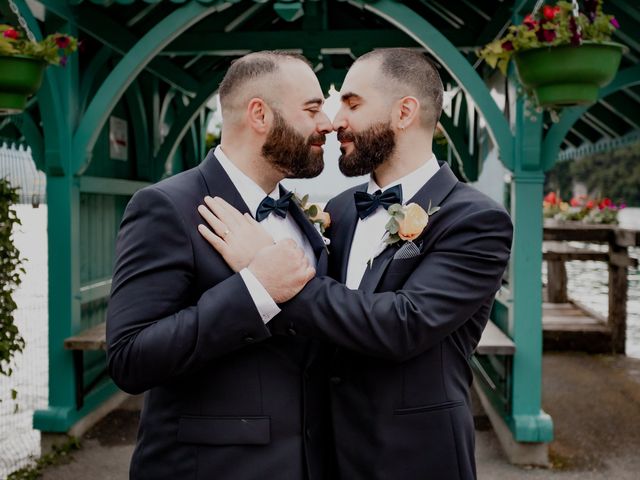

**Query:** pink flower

left=55, top=35, right=71, bottom=49
left=60, top=55, right=68, bottom=67
left=611, top=18, right=620, bottom=29
left=524, top=14, right=537, bottom=30
left=537, top=28, right=557, bottom=43
left=3, top=28, right=19, bottom=40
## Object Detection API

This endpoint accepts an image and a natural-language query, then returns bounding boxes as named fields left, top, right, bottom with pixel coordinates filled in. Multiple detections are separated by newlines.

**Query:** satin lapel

left=358, top=162, right=459, bottom=293
left=197, top=150, right=252, bottom=216
left=282, top=185, right=327, bottom=262
left=336, top=184, right=367, bottom=283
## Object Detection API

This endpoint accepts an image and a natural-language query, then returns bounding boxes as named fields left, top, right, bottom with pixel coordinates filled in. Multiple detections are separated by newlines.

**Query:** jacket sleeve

left=273, top=207, right=513, bottom=362
left=106, top=186, right=270, bottom=394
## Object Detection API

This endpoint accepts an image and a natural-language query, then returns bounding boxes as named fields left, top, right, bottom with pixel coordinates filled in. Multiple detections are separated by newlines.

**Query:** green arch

left=72, top=1, right=224, bottom=176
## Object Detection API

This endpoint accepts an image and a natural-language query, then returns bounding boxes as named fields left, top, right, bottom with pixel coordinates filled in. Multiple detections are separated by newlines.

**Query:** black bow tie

left=256, top=191, right=293, bottom=222
left=354, top=184, right=403, bottom=220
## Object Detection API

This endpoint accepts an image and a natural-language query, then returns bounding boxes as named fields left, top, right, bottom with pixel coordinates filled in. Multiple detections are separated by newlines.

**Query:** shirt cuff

left=239, top=268, right=281, bottom=324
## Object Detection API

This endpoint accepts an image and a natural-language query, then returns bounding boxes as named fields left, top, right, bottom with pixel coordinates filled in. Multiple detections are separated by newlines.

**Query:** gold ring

left=222, top=229, right=230, bottom=238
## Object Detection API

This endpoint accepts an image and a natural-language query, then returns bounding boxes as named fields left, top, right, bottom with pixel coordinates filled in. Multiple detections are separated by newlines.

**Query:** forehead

left=340, top=59, right=382, bottom=98
left=278, top=60, right=324, bottom=101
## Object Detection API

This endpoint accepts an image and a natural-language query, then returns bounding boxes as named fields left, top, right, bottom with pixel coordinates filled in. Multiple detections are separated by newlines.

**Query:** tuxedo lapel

left=281, top=185, right=327, bottom=264
left=335, top=184, right=367, bottom=283
left=358, top=162, right=459, bottom=293
left=197, top=150, right=252, bottom=216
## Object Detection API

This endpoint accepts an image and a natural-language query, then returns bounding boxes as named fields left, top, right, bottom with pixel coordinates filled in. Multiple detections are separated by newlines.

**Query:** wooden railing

left=543, top=221, right=639, bottom=354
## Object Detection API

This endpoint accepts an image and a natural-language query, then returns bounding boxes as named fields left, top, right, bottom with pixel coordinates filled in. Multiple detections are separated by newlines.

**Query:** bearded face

left=337, top=121, right=396, bottom=177
left=262, top=109, right=325, bottom=179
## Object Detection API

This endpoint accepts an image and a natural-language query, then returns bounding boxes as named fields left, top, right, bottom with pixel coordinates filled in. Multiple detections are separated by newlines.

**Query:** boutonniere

left=293, top=194, right=331, bottom=242
left=384, top=200, right=440, bottom=245
left=367, top=200, right=439, bottom=267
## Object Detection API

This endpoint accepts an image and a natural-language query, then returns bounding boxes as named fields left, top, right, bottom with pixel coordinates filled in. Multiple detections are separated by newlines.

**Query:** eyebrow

left=304, top=98, right=324, bottom=107
left=341, top=92, right=361, bottom=102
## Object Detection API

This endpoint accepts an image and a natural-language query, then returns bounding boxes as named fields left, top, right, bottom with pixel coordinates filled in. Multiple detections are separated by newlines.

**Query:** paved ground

left=37, top=352, right=640, bottom=480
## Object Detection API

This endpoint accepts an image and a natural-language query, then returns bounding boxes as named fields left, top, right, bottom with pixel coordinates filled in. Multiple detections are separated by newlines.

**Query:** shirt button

left=288, top=328, right=297, bottom=336
left=329, top=376, right=342, bottom=385
left=244, top=336, right=255, bottom=343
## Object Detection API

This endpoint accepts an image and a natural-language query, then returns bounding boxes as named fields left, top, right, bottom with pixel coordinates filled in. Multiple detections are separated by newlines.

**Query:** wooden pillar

left=608, top=242, right=628, bottom=354
left=547, top=259, right=568, bottom=303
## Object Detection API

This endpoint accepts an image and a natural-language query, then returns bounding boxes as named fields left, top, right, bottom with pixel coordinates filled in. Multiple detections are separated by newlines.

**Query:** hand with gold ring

left=197, top=196, right=274, bottom=272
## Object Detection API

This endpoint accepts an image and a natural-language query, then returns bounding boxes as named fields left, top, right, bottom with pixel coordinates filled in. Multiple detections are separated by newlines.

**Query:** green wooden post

left=508, top=94, right=554, bottom=442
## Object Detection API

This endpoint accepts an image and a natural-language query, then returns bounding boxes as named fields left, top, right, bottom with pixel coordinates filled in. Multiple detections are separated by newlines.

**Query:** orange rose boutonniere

left=293, top=194, right=331, bottom=235
left=384, top=200, right=440, bottom=246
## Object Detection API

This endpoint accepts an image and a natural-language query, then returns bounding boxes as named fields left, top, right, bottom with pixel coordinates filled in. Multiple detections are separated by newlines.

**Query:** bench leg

left=73, top=350, right=84, bottom=410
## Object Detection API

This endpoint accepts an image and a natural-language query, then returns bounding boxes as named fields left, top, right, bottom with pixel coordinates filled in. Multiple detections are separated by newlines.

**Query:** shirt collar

left=367, top=153, right=440, bottom=202
left=214, top=145, right=279, bottom=217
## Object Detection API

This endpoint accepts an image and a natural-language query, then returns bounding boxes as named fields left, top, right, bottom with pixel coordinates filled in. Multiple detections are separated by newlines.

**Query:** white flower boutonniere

left=293, top=194, right=331, bottom=241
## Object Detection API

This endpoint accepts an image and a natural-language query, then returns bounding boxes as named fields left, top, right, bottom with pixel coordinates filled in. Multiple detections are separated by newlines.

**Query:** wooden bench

left=64, top=322, right=107, bottom=409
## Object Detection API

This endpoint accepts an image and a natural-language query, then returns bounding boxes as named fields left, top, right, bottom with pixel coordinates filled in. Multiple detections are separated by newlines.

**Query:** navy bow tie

left=256, top=191, right=293, bottom=222
left=354, top=185, right=403, bottom=220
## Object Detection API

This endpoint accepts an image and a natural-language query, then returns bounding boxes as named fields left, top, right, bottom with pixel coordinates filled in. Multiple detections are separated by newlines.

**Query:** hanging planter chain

left=7, top=0, right=37, bottom=43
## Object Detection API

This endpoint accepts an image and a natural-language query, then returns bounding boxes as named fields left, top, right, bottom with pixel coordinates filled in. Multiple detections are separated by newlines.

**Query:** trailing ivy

left=0, top=177, right=25, bottom=378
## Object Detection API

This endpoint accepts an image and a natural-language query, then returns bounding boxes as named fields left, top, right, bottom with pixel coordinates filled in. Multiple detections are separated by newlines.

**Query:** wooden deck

left=543, top=301, right=613, bottom=353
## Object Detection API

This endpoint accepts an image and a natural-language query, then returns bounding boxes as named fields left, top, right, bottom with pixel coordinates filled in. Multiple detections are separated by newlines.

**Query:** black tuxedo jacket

left=106, top=150, right=332, bottom=480
left=273, top=163, right=513, bottom=480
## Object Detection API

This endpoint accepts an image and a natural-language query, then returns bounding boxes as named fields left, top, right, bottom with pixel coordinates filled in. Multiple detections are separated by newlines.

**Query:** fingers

left=210, top=196, right=246, bottom=227
left=198, top=204, right=229, bottom=238
left=197, top=224, right=228, bottom=255
left=203, top=196, right=241, bottom=230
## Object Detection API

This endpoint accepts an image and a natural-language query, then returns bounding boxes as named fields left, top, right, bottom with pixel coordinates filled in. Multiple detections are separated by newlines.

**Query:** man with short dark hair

left=200, top=48, right=513, bottom=479
left=107, top=51, right=333, bottom=479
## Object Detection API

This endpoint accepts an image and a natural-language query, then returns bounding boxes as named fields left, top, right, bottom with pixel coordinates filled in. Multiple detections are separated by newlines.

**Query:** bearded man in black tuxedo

left=107, top=51, right=335, bottom=479
left=198, top=48, right=513, bottom=480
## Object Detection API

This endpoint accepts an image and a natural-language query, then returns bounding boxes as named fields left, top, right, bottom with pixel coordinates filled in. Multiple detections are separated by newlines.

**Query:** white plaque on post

left=109, top=116, right=128, bottom=161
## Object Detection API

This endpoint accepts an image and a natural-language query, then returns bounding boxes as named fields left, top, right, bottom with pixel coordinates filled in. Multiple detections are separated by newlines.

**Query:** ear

left=395, top=96, right=419, bottom=130
left=246, top=97, right=271, bottom=134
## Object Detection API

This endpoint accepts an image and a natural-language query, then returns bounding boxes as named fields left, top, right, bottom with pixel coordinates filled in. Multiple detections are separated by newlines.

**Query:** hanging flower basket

left=513, top=41, right=625, bottom=107
left=0, top=55, right=46, bottom=114
left=477, top=1, right=624, bottom=110
left=0, top=25, right=78, bottom=115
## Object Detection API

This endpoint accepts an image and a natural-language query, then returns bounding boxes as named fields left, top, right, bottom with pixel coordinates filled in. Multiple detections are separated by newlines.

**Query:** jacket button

left=288, top=328, right=297, bottom=336
left=329, top=376, right=342, bottom=385
left=244, top=336, right=255, bottom=343
left=306, top=428, right=312, bottom=439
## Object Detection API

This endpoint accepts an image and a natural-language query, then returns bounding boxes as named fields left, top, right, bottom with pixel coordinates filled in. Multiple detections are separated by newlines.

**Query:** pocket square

left=393, top=241, right=422, bottom=260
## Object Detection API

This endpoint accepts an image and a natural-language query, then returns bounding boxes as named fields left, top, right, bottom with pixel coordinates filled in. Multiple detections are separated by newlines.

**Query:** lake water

left=0, top=205, right=638, bottom=477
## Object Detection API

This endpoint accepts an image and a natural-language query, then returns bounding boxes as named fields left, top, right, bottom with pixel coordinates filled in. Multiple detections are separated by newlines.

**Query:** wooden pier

left=542, top=221, right=639, bottom=354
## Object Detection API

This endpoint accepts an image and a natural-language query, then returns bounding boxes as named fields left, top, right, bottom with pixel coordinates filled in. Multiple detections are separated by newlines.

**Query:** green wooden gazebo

left=1, top=0, right=639, bottom=464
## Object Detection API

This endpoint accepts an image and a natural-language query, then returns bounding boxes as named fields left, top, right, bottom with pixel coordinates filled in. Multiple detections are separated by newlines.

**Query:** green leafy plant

left=0, top=177, right=26, bottom=379
left=0, top=24, right=78, bottom=66
left=478, top=1, right=619, bottom=75
left=7, top=436, right=81, bottom=480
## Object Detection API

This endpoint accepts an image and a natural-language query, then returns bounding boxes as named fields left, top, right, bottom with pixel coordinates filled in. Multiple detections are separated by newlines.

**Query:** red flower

left=524, top=14, right=537, bottom=30
left=55, top=35, right=71, bottom=49
left=570, top=197, right=581, bottom=207
left=542, top=5, right=557, bottom=20
left=586, top=200, right=595, bottom=209
left=599, top=198, right=613, bottom=210
left=537, top=27, right=557, bottom=43
left=501, top=41, right=514, bottom=51
left=3, top=28, right=19, bottom=40
left=544, top=192, right=558, bottom=204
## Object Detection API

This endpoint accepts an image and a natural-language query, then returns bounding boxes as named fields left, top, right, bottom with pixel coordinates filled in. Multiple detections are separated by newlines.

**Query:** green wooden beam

left=72, top=1, right=221, bottom=176
left=39, top=1, right=201, bottom=97
left=78, top=176, right=152, bottom=196
left=356, top=0, right=514, bottom=169
left=542, top=63, right=640, bottom=171
left=164, top=29, right=419, bottom=55
left=79, top=47, right=113, bottom=115
left=124, top=80, right=152, bottom=181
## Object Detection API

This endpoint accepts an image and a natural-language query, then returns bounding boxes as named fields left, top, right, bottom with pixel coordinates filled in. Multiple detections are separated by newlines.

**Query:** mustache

left=337, top=129, right=355, bottom=143
left=307, top=133, right=326, bottom=145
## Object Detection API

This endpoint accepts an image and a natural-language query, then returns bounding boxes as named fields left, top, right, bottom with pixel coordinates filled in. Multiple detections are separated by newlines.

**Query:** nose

left=332, top=108, right=347, bottom=132
left=316, top=111, right=332, bottom=135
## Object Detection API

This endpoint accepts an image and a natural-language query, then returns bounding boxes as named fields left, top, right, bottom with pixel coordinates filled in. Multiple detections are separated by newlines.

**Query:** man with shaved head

left=199, top=48, right=513, bottom=479
left=107, top=51, right=334, bottom=479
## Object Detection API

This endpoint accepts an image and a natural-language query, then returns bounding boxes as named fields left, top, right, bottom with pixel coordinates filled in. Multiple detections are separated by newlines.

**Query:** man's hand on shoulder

left=248, top=239, right=315, bottom=304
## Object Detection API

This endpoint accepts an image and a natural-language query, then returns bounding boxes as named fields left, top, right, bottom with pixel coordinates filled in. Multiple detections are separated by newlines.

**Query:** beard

left=261, top=110, right=325, bottom=179
left=337, top=121, right=396, bottom=177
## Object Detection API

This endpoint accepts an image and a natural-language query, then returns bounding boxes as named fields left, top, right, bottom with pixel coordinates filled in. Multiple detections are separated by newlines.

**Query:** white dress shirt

left=345, top=154, right=440, bottom=290
left=214, top=145, right=316, bottom=323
